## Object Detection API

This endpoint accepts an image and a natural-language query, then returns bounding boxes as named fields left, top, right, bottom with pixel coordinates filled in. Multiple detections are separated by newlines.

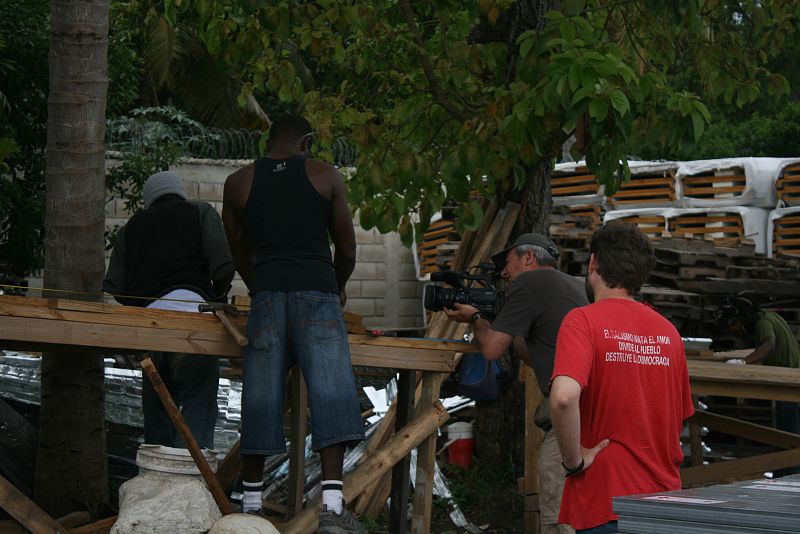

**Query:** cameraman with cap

left=717, top=297, right=800, bottom=476
left=445, top=232, right=586, bottom=534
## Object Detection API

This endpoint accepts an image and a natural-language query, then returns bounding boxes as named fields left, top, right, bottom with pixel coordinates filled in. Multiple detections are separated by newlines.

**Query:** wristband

left=470, top=312, right=483, bottom=324
left=561, top=457, right=584, bottom=477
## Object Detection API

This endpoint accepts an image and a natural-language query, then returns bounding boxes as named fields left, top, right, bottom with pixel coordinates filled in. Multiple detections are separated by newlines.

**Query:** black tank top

left=244, top=155, right=338, bottom=293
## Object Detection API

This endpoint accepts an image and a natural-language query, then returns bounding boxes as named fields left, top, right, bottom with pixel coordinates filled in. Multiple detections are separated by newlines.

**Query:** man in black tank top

left=223, top=115, right=365, bottom=532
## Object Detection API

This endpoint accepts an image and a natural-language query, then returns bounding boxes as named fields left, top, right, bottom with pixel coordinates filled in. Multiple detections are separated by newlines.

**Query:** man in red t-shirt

left=550, top=221, right=694, bottom=533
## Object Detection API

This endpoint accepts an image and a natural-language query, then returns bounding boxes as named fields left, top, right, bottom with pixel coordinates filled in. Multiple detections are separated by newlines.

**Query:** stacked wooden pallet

left=640, top=236, right=800, bottom=341
left=551, top=166, right=601, bottom=199
left=776, top=163, right=800, bottom=205
left=609, top=213, right=667, bottom=240
left=772, top=211, right=800, bottom=258
left=606, top=167, right=677, bottom=207
left=680, top=166, right=746, bottom=201
left=417, top=219, right=460, bottom=276
left=549, top=205, right=599, bottom=276
left=668, top=211, right=745, bottom=246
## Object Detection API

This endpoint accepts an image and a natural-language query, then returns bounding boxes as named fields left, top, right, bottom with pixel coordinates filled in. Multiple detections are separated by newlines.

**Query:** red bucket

left=446, top=422, right=474, bottom=469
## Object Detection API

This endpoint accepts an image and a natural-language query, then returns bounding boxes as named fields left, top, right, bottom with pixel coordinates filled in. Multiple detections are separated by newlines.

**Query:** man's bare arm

left=222, top=166, right=255, bottom=289
left=551, top=375, right=610, bottom=473
left=745, top=337, right=776, bottom=364
left=326, top=166, right=356, bottom=302
left=443, top=303, right=513, bottom=360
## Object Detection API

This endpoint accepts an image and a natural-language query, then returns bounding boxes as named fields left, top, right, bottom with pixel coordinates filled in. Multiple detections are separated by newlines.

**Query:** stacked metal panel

left=613, top=476, right=800, bottom=533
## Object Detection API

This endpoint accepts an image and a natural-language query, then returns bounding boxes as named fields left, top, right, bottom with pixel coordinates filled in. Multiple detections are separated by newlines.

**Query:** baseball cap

left=491, top=233, right=560, bottom=271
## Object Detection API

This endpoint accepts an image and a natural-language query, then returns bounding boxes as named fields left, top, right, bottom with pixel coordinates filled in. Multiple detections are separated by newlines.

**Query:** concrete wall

left=104, top=156, right=425, bottom=330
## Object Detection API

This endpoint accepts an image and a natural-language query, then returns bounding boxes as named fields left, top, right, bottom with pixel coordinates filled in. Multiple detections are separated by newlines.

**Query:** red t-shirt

left=551, top=298, right=694, bottom=530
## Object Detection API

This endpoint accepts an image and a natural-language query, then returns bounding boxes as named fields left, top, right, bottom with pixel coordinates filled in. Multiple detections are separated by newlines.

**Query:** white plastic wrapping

left=677, top=157, right=800, bottom=208
left=604, top=206, right=770, bottom=254
left=767, top=206, right=800, bottom=258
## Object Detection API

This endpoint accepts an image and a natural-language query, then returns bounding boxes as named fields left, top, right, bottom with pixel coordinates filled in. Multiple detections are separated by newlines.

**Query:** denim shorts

left=240, top=290, right=366, bottom=455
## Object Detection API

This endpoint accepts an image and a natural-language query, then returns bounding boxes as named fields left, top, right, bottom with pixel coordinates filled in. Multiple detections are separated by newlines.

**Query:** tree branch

left=398, top=0, right=470, bottom=123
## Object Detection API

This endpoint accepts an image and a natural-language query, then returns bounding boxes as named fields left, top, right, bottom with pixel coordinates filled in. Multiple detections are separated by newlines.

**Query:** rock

left=110, top=471, right=221, bottom=534
left=208, top=513, right=280, bottom=534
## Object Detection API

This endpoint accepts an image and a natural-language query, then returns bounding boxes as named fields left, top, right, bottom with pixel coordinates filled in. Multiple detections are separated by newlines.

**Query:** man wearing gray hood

left=104, top=171, right=234, bottom=448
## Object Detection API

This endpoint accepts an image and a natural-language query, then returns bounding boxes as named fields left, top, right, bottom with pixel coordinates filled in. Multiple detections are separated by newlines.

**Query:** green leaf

left=691, top=111, right=705, bottom=141
left=588, top=99, right=608, bottom=121
left=164, top=0, right=176, bottom=27
left=608, top=91, right=629, bottom=116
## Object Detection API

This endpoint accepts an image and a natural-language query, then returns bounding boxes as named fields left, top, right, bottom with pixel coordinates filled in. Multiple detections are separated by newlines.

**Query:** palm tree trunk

left=35, top=0, right=110, bottom=516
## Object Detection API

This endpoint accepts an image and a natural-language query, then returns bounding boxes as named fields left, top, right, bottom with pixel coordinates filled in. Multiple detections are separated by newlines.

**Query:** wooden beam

left=688, top=360, right=800, bottom=402
left=281, top=401, right=450, bottom=534
left=0, top=398, right=36, bottom=496
left=286, top=366, right=308, bottom=520
left=681, top=448, right=800, bottom=487
left=69, top=516, right=117, bottom=534
left=0, top=473, right=65, bottom=534
left=0, top=296, right=459, bottom=371
left=140, top=359, right=233, bottom=515
left=410, top=372, right=439, bottom=534
left=215, top=440, right=242, bottom=493
left=389, top=370, right=415, bottom=534
left=689, top=411, right=800, bottom=449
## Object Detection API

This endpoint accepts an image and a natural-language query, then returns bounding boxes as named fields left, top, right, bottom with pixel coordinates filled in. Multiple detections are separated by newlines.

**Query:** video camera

left=423, top=263, right=502, bottom=318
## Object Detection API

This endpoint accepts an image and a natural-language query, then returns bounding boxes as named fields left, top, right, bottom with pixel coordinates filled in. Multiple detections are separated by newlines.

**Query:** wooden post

left=286, top=365, right=308, bottom=519
left=689, top=395, right=703, bottom=466
left=0, top=473, right=66, bottom=534
left=410, top=372, right=440, bottom=534
left=521, top=366, right=544, bottom=534
left=389, top=370, right=415, bottom=534
left=215, top=440, right=242, bottom=492
left=140, top=358, right=233, bottom=515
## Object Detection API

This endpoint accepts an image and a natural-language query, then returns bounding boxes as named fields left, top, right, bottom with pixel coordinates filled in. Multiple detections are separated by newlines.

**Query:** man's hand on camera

left=443, top=303, right=480, bottom=323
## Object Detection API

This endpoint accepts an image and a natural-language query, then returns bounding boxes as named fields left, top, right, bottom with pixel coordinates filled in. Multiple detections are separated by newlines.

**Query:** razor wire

left=107, top=113, right=358, bottom=166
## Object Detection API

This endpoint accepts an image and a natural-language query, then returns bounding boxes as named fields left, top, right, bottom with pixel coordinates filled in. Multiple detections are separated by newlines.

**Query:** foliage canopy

left=182, top=0, right=800, bottom=245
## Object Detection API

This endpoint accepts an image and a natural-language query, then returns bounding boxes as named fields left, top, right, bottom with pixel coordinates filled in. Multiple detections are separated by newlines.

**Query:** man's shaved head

left=269, top=114, right=312, bottom=145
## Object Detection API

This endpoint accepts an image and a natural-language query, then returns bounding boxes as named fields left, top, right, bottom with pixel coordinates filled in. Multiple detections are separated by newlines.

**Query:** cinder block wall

left=104, top=156, right=424, bottom=330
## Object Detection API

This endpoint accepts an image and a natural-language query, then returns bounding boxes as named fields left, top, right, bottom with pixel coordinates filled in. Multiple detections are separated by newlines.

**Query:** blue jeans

left=576, top=521, right=618, bottom=534
left=142, top=352, right=219, bottom=449
left=240, top=290, right=365, bottom=455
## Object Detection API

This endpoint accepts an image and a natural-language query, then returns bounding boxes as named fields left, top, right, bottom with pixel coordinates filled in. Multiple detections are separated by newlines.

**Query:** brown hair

left=590, top=220, right=655, bottom=294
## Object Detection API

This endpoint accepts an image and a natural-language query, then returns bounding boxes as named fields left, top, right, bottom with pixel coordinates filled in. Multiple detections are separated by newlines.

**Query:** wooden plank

left=688, top=360, right=800, bottom=402
left=550, top=174, right=597, bottom=186
left=0, top=473, right=65, bottom=534
left=671, top=216, right=742, bottom=225
left=552, top=183, right=600, bottom=196
left=286, top=366, right=308, bottom=520
left=389, top=371, right=415, bottom=534
left=215, top=440, right=242, bottom=492
left=281, top=402, right=450, bottom=534
left=0, top=297, right=460, bottom=371
left=681, top=185, right=745, bottom=195
left=69, top=516, right=116, bottom=534
left=689, top=411, right=800, bottom=449
left=140, top=358, right=233, bottom=515
left=681, top=173, right=745, bottom=183
left=0, top=398, right=36, bottom=496
left=681, top=448, right=800, bottom=487
left=521, top=365, right=544, bottom=534
left=410, top=372, right=439, bottom=534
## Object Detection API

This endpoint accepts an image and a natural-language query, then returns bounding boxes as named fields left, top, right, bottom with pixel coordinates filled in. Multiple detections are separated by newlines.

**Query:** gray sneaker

left=318, top=502, right=366, bottom=534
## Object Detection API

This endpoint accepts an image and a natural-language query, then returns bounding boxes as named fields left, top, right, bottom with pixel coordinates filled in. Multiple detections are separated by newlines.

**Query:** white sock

left=242, top=480, right=263, bottom=513
left=322, top=480, right=344, bottom=514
